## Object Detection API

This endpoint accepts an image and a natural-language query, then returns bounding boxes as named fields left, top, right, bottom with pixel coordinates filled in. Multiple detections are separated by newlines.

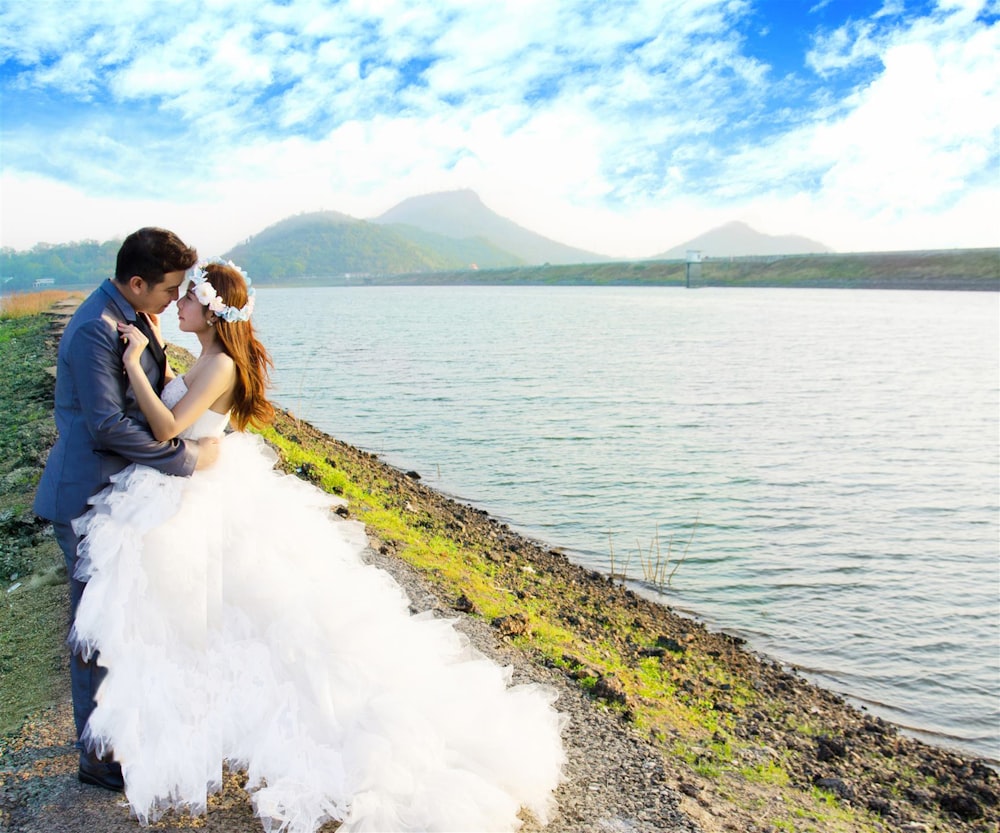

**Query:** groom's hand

left=194, top=437, right=220, bottom=470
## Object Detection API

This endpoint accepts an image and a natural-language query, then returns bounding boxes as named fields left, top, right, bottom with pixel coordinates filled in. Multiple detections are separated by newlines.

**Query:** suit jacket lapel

left=134, top=312, right=167, bottom=384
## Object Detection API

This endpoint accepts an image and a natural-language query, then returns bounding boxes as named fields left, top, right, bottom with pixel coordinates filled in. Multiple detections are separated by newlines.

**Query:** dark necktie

left=134, top=313, right=167, bottom=390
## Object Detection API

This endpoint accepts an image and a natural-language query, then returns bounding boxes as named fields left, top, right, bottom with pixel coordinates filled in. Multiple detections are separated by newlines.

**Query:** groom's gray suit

left=34, top=278, right=198, bottom=747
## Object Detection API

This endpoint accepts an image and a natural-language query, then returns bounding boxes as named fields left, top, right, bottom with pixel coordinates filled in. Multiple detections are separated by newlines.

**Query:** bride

left=70, top=259, right=565, bottom=832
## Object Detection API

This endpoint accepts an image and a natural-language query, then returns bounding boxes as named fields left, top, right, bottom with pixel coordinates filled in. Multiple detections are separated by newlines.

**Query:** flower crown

left=186, top=258, right=256, bottom=322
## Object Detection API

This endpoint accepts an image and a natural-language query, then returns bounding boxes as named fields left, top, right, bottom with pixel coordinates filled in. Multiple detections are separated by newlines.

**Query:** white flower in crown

left=186, top=258, right=256, bottom=322
left=192, top=280, right=218, bottom=306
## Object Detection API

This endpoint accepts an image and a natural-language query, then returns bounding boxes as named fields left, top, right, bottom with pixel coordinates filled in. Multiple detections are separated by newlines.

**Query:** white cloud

left=807, top=20, right=883, bottom=76
left=1, top=0, right=997, bottom=257
left=699, top=2, right=999, bottom=248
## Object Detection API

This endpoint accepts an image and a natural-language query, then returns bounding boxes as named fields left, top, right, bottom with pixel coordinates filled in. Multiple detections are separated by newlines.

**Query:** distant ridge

left=373, top=190, right=610, bottom=265
left=222, top=211, right=462, bottom=277
left=1, top=235, right=994, bottom=290
left=655, top=220, right=831, bottom=259
left=15, top=194, right=983, bottom=289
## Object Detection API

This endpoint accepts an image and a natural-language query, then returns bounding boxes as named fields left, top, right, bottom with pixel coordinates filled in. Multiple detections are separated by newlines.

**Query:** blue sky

left=1, top=0, right=997, bottom=258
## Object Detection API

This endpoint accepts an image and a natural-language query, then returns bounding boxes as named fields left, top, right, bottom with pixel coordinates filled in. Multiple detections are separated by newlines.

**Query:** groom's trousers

left=53, top=520, right=106, bottom=753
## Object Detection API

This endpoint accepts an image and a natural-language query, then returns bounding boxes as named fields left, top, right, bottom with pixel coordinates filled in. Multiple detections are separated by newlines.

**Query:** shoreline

left=622, top=581, right=995, bottom=767
left=1, top=306, right=997, bottom=832
left=325, top=457, right=995, bottom=767
left=258, top=407, right=1000, bottom=831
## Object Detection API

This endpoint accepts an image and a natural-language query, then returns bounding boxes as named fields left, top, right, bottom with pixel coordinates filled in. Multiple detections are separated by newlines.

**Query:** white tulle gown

left=71, top=377, right=565, bottom=832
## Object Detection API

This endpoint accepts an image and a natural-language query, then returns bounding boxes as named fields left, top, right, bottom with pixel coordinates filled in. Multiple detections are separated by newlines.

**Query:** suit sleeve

left=69, top=315, right=199, bottom=477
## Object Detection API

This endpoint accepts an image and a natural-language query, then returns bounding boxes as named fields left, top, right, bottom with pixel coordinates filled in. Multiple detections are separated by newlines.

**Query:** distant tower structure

left=685, top=249, right=702, bottom=288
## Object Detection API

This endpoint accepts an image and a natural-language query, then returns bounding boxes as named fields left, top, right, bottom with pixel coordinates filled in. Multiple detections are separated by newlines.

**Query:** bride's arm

left=118, top=323, right=235, bottom=441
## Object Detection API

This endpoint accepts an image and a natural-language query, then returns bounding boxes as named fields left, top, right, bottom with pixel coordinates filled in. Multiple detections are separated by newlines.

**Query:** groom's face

left=134, top=270, right=186, bottom=314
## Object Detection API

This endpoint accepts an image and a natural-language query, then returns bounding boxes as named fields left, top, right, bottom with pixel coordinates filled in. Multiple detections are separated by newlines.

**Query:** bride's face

left=176, top=288, right=212, bottom=333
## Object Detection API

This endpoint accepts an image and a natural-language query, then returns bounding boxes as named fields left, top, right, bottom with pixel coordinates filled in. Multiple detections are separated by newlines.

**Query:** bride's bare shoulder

left=187, top=351, right=236, bottom=386
left=201, top=351, right=235, bottom=371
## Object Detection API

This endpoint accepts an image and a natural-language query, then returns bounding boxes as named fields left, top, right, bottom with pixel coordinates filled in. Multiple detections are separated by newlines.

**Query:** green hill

left=1, top=240, right=119, bottom=291
left=0, top=212, right=512, bottom=290
left=364, top=248, right=1000, bottom=291
left=221, top=212, right=470, bottom=278
left=384, top=223, right=524, bottom=269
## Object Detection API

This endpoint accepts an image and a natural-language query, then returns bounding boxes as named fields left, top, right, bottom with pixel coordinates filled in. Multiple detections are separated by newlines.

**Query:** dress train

left=71, top=377, right=565, bottom=831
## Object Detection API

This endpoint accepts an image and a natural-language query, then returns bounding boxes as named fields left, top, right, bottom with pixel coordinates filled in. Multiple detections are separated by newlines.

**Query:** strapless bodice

left=162, top=377, right=230, bottom=440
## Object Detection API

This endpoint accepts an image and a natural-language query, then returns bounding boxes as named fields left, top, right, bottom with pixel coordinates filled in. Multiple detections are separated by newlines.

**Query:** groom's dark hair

left=115, top=227, right=198, bottom=286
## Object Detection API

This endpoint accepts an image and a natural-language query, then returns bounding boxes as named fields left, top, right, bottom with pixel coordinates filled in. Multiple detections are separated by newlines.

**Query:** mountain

left=222, top=211, right=470, bottom=278
left=372, top=190, right=610, bottom=265
left=0, top=239, right=120, bottom=289
left=654, top=221, right=831, bottom=259
left=383, top=224, right=525, bottom=269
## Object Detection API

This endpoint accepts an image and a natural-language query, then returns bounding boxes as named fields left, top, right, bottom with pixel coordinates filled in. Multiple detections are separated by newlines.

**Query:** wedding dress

left=71, top=376, right=565, bottom=832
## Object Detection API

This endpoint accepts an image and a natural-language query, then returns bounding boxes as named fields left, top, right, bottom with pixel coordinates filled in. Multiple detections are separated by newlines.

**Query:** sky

left=1, top=0, right=998, bottom=259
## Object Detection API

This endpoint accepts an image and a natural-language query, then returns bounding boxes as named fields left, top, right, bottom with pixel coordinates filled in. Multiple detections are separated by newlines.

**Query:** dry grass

left=608, top=516, right=699, bottom=591
left=0, top=290, right=84, bottom=319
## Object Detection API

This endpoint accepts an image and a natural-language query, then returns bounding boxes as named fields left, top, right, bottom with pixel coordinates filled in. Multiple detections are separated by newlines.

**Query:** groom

left=34, top=227, right=220, bottom=792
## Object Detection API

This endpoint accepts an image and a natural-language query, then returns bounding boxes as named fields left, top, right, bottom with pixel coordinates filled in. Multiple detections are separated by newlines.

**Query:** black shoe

left=78, top=756, right=124, bottom=792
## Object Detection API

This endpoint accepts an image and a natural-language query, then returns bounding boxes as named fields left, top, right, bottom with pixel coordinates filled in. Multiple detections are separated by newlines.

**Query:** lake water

left=163, top=284, right=1000, bottom=762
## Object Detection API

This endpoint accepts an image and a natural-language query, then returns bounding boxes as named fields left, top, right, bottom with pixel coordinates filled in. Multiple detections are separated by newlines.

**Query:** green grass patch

left=740, top=759, right=791, bottom=786
left=0, top=314, right=71, bottom=736
left=0, top=561, right=69, bottom=735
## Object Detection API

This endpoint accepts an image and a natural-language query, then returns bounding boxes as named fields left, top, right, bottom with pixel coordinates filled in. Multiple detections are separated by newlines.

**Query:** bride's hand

left=117, top=322, right=149, bottom=367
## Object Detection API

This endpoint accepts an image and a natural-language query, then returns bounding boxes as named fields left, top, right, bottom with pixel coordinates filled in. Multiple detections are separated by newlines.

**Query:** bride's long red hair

left=202, top=262, right=274, bottom=431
